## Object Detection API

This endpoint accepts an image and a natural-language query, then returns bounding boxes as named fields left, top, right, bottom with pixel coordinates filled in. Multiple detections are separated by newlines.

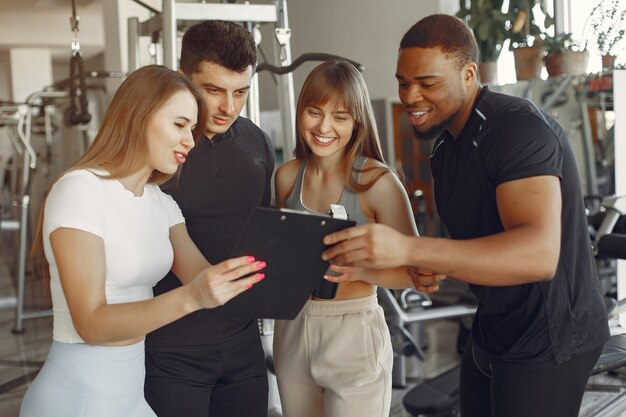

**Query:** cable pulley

left=65, top=0, right=91, bottom=126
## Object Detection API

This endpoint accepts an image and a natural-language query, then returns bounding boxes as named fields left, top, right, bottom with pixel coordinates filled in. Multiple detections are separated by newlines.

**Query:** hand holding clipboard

left=212, top=207, right=356, bottom=319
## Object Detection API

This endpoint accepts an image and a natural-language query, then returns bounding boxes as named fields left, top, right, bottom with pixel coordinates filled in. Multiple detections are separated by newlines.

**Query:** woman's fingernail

left=256, top=273, right=265, bottom=281
left=246, top=283, right=253, bottom=289
left=246, top=256, right=255, bottom=263
left=256, top=261, right=266, bottom=269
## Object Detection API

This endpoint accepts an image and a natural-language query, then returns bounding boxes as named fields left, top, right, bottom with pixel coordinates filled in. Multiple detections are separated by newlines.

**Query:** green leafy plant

left=584, top=0, right=626, bottom=56
left=456, top=0, right=512, bottom=62
left=543, top=32, right=586, bottom=56
left=543, top=32, right=590, bottom=77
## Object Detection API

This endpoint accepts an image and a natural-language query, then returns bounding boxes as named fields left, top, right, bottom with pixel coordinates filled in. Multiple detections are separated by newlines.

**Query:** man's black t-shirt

left=430, top=88, right=609, bottom=365
left=145, top=116, right=275, bottom=350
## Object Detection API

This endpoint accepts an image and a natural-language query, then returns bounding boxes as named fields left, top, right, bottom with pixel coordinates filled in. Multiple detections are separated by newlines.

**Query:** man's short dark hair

left=400, top=14, right=479, bottom=68
left=179, top=20, right=257, bottom=75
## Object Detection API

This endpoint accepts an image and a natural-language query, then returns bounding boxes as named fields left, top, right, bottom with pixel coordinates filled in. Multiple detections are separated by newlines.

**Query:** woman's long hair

left=31, top=65, right=208, bottom=284
left=294, top=60, right=393, bottom=193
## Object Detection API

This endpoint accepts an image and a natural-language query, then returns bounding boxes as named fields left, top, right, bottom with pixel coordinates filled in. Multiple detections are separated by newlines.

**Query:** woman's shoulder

left=275, top=158, right=304, bottom=205
left=357, top=159, right=412, bottom=226
left=360, top=157, right=388, bottom=170
left=53, top=168, right=103, bottom=194
left=359, top=158, right=407, bottom=202
left=276, top=158, right=303, bottom=180
left=44, top=169, right=108, bottom=228
left=59, top=167, right=100, bottom=180
left=356, top=157, right=392, bottom=184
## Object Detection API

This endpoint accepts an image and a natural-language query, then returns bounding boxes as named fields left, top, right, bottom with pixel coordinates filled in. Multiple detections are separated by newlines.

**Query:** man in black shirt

left=322, top=14, right=609, bottom=417
left=144, top=20, right=275, bottom=417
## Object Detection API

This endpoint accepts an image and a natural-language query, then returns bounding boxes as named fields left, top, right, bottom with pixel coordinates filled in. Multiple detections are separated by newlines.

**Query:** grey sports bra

left=284, top=155, right=369, bottom=226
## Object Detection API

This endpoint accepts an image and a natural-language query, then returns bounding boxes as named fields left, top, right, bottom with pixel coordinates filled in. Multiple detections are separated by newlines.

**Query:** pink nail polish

left=246, top=256, right=255, bottom=263
left=256, top=273, right=265, bottom=281
left=256, top=261, right=266, bottom=269
left=246, top=283, right=253, bottom=289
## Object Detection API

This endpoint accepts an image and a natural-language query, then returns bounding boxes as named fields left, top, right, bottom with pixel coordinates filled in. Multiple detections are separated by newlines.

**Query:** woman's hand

left=407, top=267, right=446, bottom=293
left=188, top=256, right=266, bottom=309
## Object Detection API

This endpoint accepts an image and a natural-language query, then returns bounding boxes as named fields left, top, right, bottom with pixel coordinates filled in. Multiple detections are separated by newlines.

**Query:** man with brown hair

left=144, top=20, right=274, bottom=417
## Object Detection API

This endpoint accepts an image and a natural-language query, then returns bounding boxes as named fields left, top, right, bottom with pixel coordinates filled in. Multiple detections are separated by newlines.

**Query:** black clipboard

left=212, top=207, right=356, bottom=319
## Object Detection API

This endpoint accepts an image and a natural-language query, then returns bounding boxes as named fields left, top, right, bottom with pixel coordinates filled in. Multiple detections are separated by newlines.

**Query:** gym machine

left=6, top=73, right=127, bottom=335
left=2, top=89, right=88, bottom=334
left=0, top=103, right=41, bottom=332
left=2, top=0, right=126, bottom=333
left=586, top=196, right=626, bottom=417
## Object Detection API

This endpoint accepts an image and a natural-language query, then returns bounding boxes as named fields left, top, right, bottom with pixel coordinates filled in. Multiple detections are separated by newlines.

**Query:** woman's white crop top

left=43, top=169, right=184, bottom=343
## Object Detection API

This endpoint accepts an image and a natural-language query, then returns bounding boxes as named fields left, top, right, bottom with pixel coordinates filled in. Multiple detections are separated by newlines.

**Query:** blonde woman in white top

left=19, top=65, right=266, bottom=417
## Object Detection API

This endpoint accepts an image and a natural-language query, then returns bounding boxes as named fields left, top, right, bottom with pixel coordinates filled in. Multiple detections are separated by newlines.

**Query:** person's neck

left=447, top=85, right=482, bottom=140
left=308, top=153, right=347, bottom=178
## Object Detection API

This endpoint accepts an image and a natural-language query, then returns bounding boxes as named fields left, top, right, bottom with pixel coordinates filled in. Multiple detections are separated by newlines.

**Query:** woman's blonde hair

left=294, top=60, right=393, bottom=192
left=31, top=65, right=208, bottom=283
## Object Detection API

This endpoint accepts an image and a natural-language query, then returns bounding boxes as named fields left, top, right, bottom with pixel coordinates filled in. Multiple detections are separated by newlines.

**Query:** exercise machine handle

left=597, top=233, right=626, bottom=260
left=589, top=211, right=626, bottom=234
left=256, top=53, right=364, bottom=74
left=49, top=71, right=127, bottom=91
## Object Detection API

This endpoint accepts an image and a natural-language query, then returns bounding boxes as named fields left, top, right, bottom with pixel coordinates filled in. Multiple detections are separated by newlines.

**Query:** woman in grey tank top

left=273, top=61, right=435, bottom=417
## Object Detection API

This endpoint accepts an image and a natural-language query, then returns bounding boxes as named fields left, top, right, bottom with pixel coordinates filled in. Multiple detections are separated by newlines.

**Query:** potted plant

left=584, top=0, right=626, bottom=70
left=543, top=32, right=589, bottom=77
left=456, top=0, right=512, bottom=84
left=508, top=0, right=554, bottom=80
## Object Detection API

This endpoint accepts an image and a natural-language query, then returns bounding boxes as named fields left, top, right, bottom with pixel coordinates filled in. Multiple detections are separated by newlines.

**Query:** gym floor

left=0, top=231, right=625, bottom=417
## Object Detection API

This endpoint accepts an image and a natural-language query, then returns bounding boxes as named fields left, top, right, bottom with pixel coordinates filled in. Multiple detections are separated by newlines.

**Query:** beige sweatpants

left=273, top=294, right=392, bottom=417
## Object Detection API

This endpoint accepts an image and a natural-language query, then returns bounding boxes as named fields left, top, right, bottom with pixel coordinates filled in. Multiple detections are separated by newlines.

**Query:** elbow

left=74, top=322, right=100, bottom=344
left=534, top=227, right=561, bottom=282
left=73, top=316, right=104, bottom=345
left=529, top=248, right=560, bottom=283
left=518, top=264, right=556, bottom=284
left=512, top=238, right=559, bottom=284
left=75, top=327, right=99, bottom=345
left=534, top=264, right=558, bottom=282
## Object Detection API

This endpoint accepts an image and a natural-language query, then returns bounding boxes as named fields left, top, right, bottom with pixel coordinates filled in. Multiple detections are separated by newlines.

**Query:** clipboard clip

left=329, top=204, right=348, bottom=221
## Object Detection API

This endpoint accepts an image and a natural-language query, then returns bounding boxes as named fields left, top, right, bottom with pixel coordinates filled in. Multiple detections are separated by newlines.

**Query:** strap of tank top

left=336, top=156, right=368, bottom=225
left=351, top=155, right=368, bottom=182
left=284, top=154, right=309, bottom=210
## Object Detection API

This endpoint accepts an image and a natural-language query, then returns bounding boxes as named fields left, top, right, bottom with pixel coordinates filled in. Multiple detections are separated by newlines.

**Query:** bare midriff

left=311, top=280, right=375, bottom=301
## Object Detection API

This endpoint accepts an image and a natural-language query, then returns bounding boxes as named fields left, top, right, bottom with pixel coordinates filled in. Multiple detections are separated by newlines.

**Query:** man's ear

left=464, top=62, right=478, bottom=83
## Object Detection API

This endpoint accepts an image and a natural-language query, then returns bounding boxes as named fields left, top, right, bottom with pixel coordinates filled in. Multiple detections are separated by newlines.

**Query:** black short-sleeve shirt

left=430, top=88, right=609, bottom=364
left=146, top=116, right=275, bottom=350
